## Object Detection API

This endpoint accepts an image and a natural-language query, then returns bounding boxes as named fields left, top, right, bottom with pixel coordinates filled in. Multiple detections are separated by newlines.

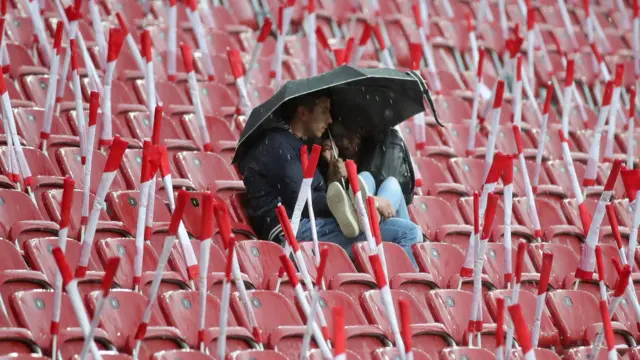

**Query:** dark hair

left=281, top=89, right=332, bottom=123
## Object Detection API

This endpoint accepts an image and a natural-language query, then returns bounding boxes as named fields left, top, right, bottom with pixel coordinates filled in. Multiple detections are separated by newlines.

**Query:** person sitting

left=238, top=90, right=421, bottom=263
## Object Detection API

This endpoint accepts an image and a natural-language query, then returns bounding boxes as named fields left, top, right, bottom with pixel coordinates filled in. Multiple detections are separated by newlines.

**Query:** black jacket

left=239, top=128, right=332, bottom=241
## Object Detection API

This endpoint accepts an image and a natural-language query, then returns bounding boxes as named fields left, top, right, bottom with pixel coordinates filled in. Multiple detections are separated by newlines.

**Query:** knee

left=384, top=176, right=401, bottom=191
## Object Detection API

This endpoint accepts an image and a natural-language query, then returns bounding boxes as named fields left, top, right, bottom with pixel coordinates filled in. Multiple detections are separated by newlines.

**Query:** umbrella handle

left=327, top=129, right=348, bottom=189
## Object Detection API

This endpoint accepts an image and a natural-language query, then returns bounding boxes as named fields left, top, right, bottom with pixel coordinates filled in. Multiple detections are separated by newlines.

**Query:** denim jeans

left=296, top=172, right=421, bottom=267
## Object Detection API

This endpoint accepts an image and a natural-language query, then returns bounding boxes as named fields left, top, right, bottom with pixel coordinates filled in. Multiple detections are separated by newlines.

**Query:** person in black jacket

left=239, top=91, right=421, bottom=262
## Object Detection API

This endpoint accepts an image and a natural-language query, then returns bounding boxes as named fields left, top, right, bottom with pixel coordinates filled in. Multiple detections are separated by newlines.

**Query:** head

left=285, top=90, right=333, bottom=139
left=327, top=121, right=362, bottom=160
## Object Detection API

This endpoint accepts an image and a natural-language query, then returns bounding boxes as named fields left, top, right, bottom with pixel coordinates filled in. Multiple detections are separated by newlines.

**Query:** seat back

left=528, top=243, right=578, bottom=289
left=440, top=347, right=496, bottom=359
left=352, top=242, right=416, bottom=279
left=107, top=191, right=172, bottom=233
left=0, top=239, right=29, bottom=271
left=228, top=350, right=287, bottom=360
left=413, top=243, right=465, bottom=288
left=546, top=290, right=601, bottom=347
left=0, top=189, right=44, bottom=236
left=235, top=240, right=284, bottom=289
left=361, top=289, right=434, bottom=332
left=426, top=289, right=493, bottom=344
left=230, top=290, right=302, bottom=334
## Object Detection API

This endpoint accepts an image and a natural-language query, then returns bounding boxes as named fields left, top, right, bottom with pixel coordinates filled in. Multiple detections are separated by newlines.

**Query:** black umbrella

left=232, top=65, right=440, bottom=165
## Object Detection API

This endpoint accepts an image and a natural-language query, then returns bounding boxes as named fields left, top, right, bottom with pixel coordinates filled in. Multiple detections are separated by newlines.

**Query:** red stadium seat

left=235, top=240, right=296, bottom=297
left=511, top=348, right=561, bottom=359
left=159, top=290, right=255, bottom=352
left=448, top=157, right=500, bottom=193
left=42, top=189, right=131, bottom=241
left=106, top=190, right=172, bottom=236
left=96, top=238, right=189, bottom=294
left=23, top=237, right=106, bottom=297
left=230, top=290, right=308, bottom=359
left=10, top=290, right=113, bottom=355
left=372, top=348, right=432, bottom=360
left=486, top=289, right=560, bottom=348
left=125, top=112, right=190, bottom=145
left=408, top=196, right=467, bottom=242
left=563, top=346, right=623, bottom=359
left=20, top=74, right=74, bottom=107
left=152, top=350, right=215, bottom=360
left=294, top=290, right=388, bottom=360
left=187, top=82, right=237, bottom=116
left=440, top=347, right=496, bottom=359
left=528, top=243, right=585, bottom=290
left=360, top=289, right=453, bottom=359
left=0, top=189, right=58, bottom=248
left=352, top=242, right=437, bottom=303
left=437, top=124, right=488, bottom=158
left=546, top=290, right=633, bottom=348
left=412, top=158, right=469, bottom=203
left=412, top=242, right=494, bottom=292
left=426, top=289, right=498, bottom=347
left=227, top=350, right=288, bottom=360
left=483, top=242, right=539, bottom=291
left=0, top=147, right=62, bottom=197
left=86, top=289, right=187, bottom=357
left=299, top=241, right=377, bottom=302
left=13, top=108, right=76, bottom=148
left=55, top=148, right=127, bottom=194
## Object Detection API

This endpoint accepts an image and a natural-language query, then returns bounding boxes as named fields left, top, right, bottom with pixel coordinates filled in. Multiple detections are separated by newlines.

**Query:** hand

left=321, top=140, right=334, bottom=162
left=328, top=157, right=347, bottom=183
left=375, top=196, right=396, bottom=219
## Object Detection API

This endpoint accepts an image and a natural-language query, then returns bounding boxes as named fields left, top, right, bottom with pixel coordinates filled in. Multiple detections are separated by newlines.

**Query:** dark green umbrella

left=232, top=65, right=440, bottom=165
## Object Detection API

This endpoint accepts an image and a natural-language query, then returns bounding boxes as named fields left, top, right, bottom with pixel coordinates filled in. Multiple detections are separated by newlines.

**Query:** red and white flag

left=531, top=251, right=553, bottom=348
left=604, top=64, right=626, bottom=162
left=584, top=81, right=615, bottom=187
left=626, top=87, right=636, bottom=168
left=333, top=306, right=346, bottom=360
left=351, top=22, right=372, bottom=66
left=115, top=13, right=145, bottom=73
left=81, top=92, right=100, bottom=238
left=508, top=304, right=536, bottom=359
left=99, top=27, right=126, bottom=149
left=75, top=136, right=128, bottom=278
left=25, top=0, right=52, bottom=63
left=526, top=8, right=536, bottom=89
left=215, top=228, right=235, bottom=356
left=576, top=159, right=622, bottom=280
left=634, top=0, right=639, bottom=82
left=513, top=55, right=524, bottom=128
left=559, top=129, right=592, bottom=233
left=600, top=300, right=618, bottom=360
left=52, top=247, right=102, bottom=360
left=513, top=125, right=542, bottom=239
left=132, top=190, right=190, bottom=358
left=504, top=241, right=528, bottom=355
left=186, top=0, right=215, bottom=81
left=272, top=1, right=296, bottom=88
left=141, top=30, right=156, bottom=113
left=399, top=299, right=413, bottom=360
left=621, top=168, right=640, bottom=269
left=40, top=22, right=64, bottom=152
left=166, top=0, right=178, bottom=81
left=180, top=43, right=213, bottom=152
left=69, top=39, right=88, bottom=166
left=483, top=80, right=506, bottom=180
left=413, top=3, right=441, bottom=93
left=496, top=297, right=505, bottom=360
left=532, top=83, right=554, bottom=194
left=559, top=59, right=576, bottom=137
left=467, top=49, right=486, bottom=155
left=369, top=253, right=406, bottom=355
left=372, top=22, right=394, bottom=68
left=304, top=0, right=318, bottom=76
left=246, top=17, right=273, bottom=82
left=88, top=0, right=106, bottom=67
left=227, top=49, right=253, bottom=116
left=502, top=156, right=515, bottom=284
left=198, top=193, right=214, bottom=352
left=280, top=254, right=333, bottom=357
left=460, top=192, right=480, bottom=278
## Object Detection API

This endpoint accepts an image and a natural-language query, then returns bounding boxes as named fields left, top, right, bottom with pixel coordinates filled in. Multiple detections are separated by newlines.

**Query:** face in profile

left=303, top=97, right=332, bottom=138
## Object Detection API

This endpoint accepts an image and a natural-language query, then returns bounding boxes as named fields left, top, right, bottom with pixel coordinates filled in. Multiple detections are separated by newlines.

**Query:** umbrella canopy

left=232, top=65, right=440, bottom=164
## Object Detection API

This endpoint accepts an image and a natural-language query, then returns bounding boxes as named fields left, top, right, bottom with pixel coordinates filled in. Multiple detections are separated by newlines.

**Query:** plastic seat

left=528, top=243, right=587, bottom=291
left=437, top=124, right=488, bottom=158
left=152, top=350, right=215, bottom=360
left=563, top=346, right=623, bottom=359
left=118, top=148, right=191, bottom=195
left=0, top=146, right=61, bottom=196
left=10, top=289, right=113, bottom=355
left=191, top=82, right=237, bottom=116
left=134, top=79, right=191, bottom=111
left=20, top=74, right=74, bottom=107
left=486, top=289, right=560, bottom=348
left=0, top=189, right=58, bottom=247
left=360, top=289, right=453, bottom=359
left=126, top=112, right=188, bottom=144
left=563, top=198, right=610, bottom=232
left=294, top=289, right=389, bottom=359
left=412, top=158, right=469, bottom=203
left=512, top=159, right=565, bottom=198
left=86, top=289, right=187, bottom=357
left=412, top=242, right=494, bottom=292
left=96, top=238, right=189, bottom=294
left=227, top=350, right=288, bottom=360
left=230, top=290, right=309, bottom=360
left=159, top=290, right=255, bottom=353
left=544, top=160, right=592, bottom=195
left=439, top=347, right=496, bottom=359
left=106, top=190, right=172, bottom=236
left=181, top=114, right=238, bottom=150
left=235, top=240, right=296, bottom=297
left=484, top=242, right=540, bottom=291
left=42, top=189, right=131, bottom=240
left=23, top=237, right=106, bottom=297
left=448, top=157, right=499, bottom=193
left=432, top=96, right=472, bottom=123
left=299, top=241, right=377, bottom=302
left=372, top=348, right=431, bottom=360
left=13, top=108, right=76, bottom=149
left=175, top=151, right=241, bottom=195
left=352, top=242, right=437, bottom=303
left=546, top=290, right=633, bottom=348
left=82, top=77, right=138, bottom=108
left=426, top=289, right=498, bottom=347
left=511, top=348, right=561, bottom=359
left=408, top=196, right=469, bottom=245
left=55, top=148, right=127, bottom=194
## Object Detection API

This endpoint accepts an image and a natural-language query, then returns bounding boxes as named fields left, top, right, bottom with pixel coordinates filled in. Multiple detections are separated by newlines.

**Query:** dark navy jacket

left=239, top=128, right=331, bottom=241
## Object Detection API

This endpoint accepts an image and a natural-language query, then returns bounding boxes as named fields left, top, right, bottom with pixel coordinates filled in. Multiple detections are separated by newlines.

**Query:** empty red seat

left=190, top=82, right=236, bottom=116
left=152, top=350, right=215, bottom=360
left=106, top=190, right=172, bottom=236
left=55, top=148, right=127, bottom=194
left=544, top=160, right=592, bottom=195
left=299, top=241, right=377, bottom=302
left=230, top=290, right=308, bottom=359
left=0, top=189, right=58, bottom=248
left=227, top=350, right=288, bottom=360
left=86, top=289, right=187, bottom=358
left=125, top=112, right=189, bottom=145
left=10, top=289, right=113, bottom=355
left=426, top=289, right=498, bottom=347
left=563, top=346, right=623, bottom=359
left=159, top=290, right=254, bottom=352
left=175, top=151, right=240, bottom=191
left=412, top=242, right=493, bottom=292
left=432, top=96, right=472, bottom=123
left=486, top=289, right=560, bottom=348
left=295, top=289, right=388, bottom=359
left=352, top=242, right=437, bottom=303
left=440, top=347, right=496, bottom=359
left=20, top=74, right=74, bottom=107
left=96, top=238, right=189, bottom=294
left=235, top=240, right=295, bottom=296
left=360, top=289, right=453, bottom=359
left=13, top=108, right=75, bottom=149
left=23, top=237, right=106, bottom=297
left=483, top=242, right=540, bottom=291
left=511, top=348, right=561, bottom=359
left=438, top=123, right=488, bottom=158
left=408, top=196, right=467, bottom=242
left=448, top=157, right=498, bottom=193
left=528, top=243, right=600, bottom=294
left=372, top=348, right=431, bottom=360
left=42, top=189, right=131, bottom=240
left=546, top=290, right=633, bottom=348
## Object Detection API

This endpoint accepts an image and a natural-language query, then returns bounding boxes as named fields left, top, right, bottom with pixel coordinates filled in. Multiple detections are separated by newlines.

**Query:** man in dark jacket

left=239, top=91, right=420, bottom=262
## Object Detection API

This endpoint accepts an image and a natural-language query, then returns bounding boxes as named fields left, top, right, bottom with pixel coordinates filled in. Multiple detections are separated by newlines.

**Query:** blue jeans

left=296, top=172, right=421, bottom=266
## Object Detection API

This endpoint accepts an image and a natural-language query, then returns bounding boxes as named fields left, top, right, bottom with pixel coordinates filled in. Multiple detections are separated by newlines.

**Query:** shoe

left=348, top=175, right=371, bottom=228
left=327, top=182, right=360, bottom=238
